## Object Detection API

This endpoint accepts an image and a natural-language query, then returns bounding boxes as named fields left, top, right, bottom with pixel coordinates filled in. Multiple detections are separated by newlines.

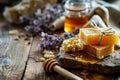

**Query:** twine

left=90, top=21, right=115, bottom=45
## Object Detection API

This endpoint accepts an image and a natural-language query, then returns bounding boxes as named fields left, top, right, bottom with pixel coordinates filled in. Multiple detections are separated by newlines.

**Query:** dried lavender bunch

left=20, top=3, right=76, bottom=52
left=20, top=3, right=63, bottom=35
left=38, top=32, right=62, bottom=52
left=38, top=32, right=75, bottom=52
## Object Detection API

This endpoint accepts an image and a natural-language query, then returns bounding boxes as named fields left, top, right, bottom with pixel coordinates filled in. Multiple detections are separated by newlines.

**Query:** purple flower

left=33, top=20, right=40, bottom=26
left=41, top=32, right=47, bottom=37
left=33, top=26, right=41, bottom=33
left=35, top=9, right=43, bottom=16
left=24, top=25, right=33, bottom=31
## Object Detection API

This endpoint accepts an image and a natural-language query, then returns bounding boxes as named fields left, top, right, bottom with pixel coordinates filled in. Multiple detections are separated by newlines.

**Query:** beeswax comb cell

left=62, top=37, right=86, bottom=52
left=79, top=28, right=119, bottom=45
left=87, top=45, right=114, bottom=59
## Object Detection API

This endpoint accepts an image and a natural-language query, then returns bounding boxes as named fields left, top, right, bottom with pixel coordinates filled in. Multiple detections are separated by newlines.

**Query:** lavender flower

left=20, top=4, right=76, bottom=52
left=20, top=3, right=63, bottom=35
left=38, top=32, right=75, bottom=52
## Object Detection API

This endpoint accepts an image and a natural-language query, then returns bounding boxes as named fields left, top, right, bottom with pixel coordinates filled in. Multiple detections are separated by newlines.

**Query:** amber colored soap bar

left=62, top=37, right=86, bottom=52
left=79, top=28, right=119, bottom=45
left=87, top=45, right=114, bottom=59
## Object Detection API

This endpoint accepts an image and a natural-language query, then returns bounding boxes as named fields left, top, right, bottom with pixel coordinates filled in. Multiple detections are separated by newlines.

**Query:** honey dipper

left=43, top=58, right=83, bottom=80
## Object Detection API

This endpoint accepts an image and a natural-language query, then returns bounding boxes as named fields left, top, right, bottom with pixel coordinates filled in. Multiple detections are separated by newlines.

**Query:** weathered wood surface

left=1, top=1, right=120, bottom=79
left=22, top=3, right=120, bottom=80
left=23, top=37, right=68, bottom=80
left=22, top=38, right=115, bottom=80
left=0, top=17, right=32, bottom=80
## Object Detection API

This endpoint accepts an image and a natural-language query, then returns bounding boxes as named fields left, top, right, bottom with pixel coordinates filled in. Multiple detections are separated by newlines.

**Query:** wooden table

left=0, top=4, right=120, bottom=79
left=0, top=14, right=71, bottom=80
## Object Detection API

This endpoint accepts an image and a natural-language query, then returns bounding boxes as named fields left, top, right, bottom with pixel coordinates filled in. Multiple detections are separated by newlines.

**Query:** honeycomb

left=62, top=37, right=84, bottom=52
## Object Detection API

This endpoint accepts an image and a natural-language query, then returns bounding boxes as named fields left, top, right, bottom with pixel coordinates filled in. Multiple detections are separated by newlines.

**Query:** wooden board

left=23, top=37, right=69, bottom=80
left=0, top=1, right=120, bottom=79
left=23, top=37, right=120, bottom=80
left=0, top=19, right=32, bottom=80
left=22, top=6, right=120, bottom=79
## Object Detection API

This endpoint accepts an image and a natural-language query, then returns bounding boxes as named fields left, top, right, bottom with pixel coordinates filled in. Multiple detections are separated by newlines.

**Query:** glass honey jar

left=64, top=0, right=92, bottom=33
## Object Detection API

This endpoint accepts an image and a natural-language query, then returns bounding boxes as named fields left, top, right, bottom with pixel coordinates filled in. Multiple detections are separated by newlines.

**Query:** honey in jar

left=64, top=0, right=91, bottom=33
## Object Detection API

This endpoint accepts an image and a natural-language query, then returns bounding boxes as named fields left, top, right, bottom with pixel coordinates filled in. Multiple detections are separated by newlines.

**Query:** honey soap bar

left=79, top=28, right=119, bottom=45
left=62, top=37, right=86, bottom=52
left=87, top=45, right=114, bottom=59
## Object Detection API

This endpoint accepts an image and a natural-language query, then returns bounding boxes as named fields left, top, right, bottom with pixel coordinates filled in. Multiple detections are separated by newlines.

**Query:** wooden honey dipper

left=43, top=58, right=83, bottom=80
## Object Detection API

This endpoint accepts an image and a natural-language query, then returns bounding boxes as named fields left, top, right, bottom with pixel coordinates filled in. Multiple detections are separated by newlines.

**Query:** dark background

left=0, top=0, right=116, bottom=12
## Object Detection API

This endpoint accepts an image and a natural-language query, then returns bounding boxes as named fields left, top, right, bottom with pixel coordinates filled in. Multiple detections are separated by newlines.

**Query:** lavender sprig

left=20, top=3, right=63, bottom=35
left=38, top=32, right=75, bottom=52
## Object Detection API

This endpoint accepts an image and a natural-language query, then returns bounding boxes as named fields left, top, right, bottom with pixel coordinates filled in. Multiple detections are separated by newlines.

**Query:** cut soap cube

left=87, top=45, right=114, bottom=59
left=79, top=28, right=119, bottom=45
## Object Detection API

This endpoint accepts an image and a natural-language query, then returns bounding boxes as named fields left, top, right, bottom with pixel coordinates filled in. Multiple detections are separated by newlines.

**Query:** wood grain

left=23, top=37, right=69, bottom=80
left=0, top=1, right=119, bottom=80
left=0, top=21, right=32, bottom=80
left=22, top=37, right=114, bottom=80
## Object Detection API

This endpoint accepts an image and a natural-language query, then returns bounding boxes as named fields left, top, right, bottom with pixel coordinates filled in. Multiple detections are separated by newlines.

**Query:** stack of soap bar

left=87, top=45, right=114, bottom=59
left=62, top=37, right=86, bottom=52
left=79, top=28, right=119, bottom=45
left=79, top=28, right=119, bottom=59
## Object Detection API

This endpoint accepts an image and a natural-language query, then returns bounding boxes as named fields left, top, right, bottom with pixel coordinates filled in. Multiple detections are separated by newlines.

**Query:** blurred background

left=0, top=0, right=21, bottom=12
left=0, top=0, right=118, bottom=13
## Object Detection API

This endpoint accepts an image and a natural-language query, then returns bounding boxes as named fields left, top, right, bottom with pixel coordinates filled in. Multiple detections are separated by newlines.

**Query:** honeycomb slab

left=62, top=37, right=86, bottom=52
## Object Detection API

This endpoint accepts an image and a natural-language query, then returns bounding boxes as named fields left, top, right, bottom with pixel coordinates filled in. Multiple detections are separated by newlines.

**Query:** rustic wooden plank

left=23, top=36, right=114, bottom=80
left=22, top=1, right=120, bottom=79
left=23, top=37, right=69, bottom=80
left=0, top=21, right=32, bottom=80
